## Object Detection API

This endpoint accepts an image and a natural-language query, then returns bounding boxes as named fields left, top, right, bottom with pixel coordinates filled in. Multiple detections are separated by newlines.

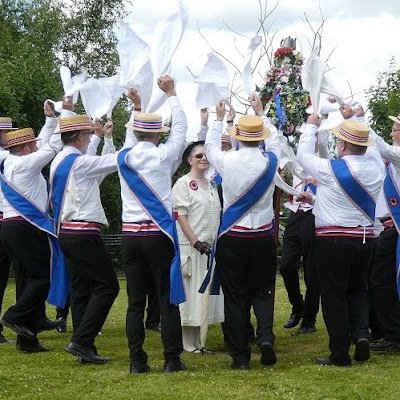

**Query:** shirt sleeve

left=297, top=123, right=333, bottom=185
left=16, top=144, right=58, bottom=172
left=262, top=116, right=281, bottom=159
left=102, top=137, right=116, bottom=155
left=37, top=117, right=57, bottom=148
left=172, top=178, right=190, bottom=216
left=158, top=96, right=188, bottom=166
left=375, top=133, right=400, bottom=169
left=77, top=153, right=118, bottom=178
left=197, top=125, right=208, bottom=141
left=205, top=120, right=225, bottom=176
left=121, top=110, right=138, bottom=150
left=86, top=135, right=101, bottom=156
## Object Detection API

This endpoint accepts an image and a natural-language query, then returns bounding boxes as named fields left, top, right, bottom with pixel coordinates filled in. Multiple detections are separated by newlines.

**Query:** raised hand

left=157, top=75, right=176, bottom=97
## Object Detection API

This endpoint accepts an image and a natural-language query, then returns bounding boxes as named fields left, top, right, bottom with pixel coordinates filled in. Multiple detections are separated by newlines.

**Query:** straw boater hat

left=229, top=115, right=271, bottom=142
left=0, top=117, right=18, bottom=131
left=125, top=112, right=169, bottom=133
left=389, top=113, right=400, bottom=125
left=331, top=119, right=373, bottom=146
left=59, top=115, right=93, bottom=134
left=4, top=128, right=38, bottom=148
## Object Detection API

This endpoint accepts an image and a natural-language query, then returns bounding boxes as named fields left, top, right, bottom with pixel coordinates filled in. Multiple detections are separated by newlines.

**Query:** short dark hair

left=345, top=141, right=367, bottom=155
left=61, top=130, right=87, bottom=145
left=133, top=131, right=160, bottom=142
left=238, top=140, right=262, bottom=148
left=9, top=144, right=25, bottom=154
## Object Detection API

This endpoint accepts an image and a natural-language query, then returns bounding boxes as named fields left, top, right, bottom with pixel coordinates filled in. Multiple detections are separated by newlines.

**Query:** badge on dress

left=189, top=180, right=198, bottom=191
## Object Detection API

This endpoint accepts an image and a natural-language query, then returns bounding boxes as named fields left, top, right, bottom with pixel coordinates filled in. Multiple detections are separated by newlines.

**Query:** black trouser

left=216, top=234, right=277, bottom=365
left=123, top=234, right=183, bottom=364
left=316, top=236, right=373, bottom=365
left=280, top=211, right=320, bottom=325
left=59, top=233, right=119, bottom=349
left=56, top=294, right=71, bottom=320
left=0, top=222, right=11, bottom=332
left=370, top=227, right=400, bottom=342
left=1, top=219, right=50, bottom=337
left=145, top=277, right=160, bottom=328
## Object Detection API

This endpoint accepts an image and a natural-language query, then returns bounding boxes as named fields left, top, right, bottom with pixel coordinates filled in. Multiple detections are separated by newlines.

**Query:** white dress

left=172, top=174, right=224, bottom=326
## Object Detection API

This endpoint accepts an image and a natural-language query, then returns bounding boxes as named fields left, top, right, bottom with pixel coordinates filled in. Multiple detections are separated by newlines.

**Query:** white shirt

left=2, top=117, right=62, bottom=219
left=119, top=96, right=188, bottom=222
left=205, top=119, right=281, bottom=229
left=49, top=137, right=118, bottom=226
left=297, top=124, right=384, bottom=228
left=374, top=135, right=400, bottom=219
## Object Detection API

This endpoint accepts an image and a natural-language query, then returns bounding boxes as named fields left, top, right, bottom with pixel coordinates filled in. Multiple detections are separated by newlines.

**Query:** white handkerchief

left=241, top=35, right=262, bottom=97
left=195, top=53, right=230, bottom=109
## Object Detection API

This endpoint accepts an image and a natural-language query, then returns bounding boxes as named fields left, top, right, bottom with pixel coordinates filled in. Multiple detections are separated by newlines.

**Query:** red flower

left=274, top=47, right=293, bottom=59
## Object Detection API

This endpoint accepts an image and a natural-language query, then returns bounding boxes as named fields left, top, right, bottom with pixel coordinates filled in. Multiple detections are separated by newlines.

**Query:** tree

left=0, top=0, right=130, bottom=236
left=0, top=0, right=63, bottom=131
left=367, top=58, right=400, bottom=141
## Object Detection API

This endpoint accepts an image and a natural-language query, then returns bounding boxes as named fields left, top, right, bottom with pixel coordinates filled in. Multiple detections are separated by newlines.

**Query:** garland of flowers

left=257, top=45, right=310, bottom=137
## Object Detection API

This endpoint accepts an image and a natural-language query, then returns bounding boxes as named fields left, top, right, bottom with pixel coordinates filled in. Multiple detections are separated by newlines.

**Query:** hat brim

left=331, top=126, right=374, bottom=146
left=228, top=126, right=271, bottom=142
left=182, top=140, right=205, bottom=162
left=389, top=115, right=400, bottom=125
left=0, top=127, right=19, bottom=131
left=125, top=123, right=169, bottom=134
left=5, top=138, right=40, bottom=149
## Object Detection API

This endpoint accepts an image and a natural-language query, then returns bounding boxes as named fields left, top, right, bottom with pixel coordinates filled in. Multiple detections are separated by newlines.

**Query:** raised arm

left=205, top=101, right=226, bottom=176
left=158, top=76, right=188, bottom=162
left=297, top=114, right=333, bottom=185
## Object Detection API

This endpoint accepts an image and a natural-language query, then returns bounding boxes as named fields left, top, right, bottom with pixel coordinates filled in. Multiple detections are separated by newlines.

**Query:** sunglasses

left=192, top=153, right=207, bottom=159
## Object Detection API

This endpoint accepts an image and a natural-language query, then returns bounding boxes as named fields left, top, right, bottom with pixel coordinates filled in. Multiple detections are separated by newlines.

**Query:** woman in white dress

left=172, top=141, right=224, bottom=353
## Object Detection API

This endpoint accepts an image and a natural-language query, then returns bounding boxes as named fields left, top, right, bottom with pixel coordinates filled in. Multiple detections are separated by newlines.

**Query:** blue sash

left=383, top=164, right=400, bottom=299
left=212, top=172, right=222, bottom=186
left=304, top=182, right=317, bottom=195
left=0, top=161, right=69, bottom=308
left=50, top=153, right=80, bottom=233
left=117, top=148, right=185, bottom=305
left=330, top=159, right=375, bottom=223
left=199, top=151, right=278, bottom=295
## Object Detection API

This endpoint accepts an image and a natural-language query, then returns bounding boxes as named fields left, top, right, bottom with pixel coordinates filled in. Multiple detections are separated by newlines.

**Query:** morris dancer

left=50, top=115, right=123, bottom=364
left=202, top=95, right=280, bottom=370
left=369, top=112, right=400, bottom=353
left=0, top=122, right=63, bottom=353
left=298, top=114, right=384, bottom=366
left=117, top=76, right=188, bottom=374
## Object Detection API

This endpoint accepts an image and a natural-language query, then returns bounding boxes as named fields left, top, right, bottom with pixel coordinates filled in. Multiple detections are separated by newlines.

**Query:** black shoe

left=1, top=318, right=34, bottom=339
left=65, top=342, right=107, bottom=364
left=0, top=332, right=7, bottom=344
left=283, top=313, right=302, bottom=329
left=354, top=338, right=370, bottom=362
left=56, top=318, right=67, bottom=333
left=316, top=357, right=351, bottom=367
left=164, top=359, right=187, bottom=373
left=146, top=323, right=161, bottom=333
left=291, top=325, right=316, bottom=336
left=370, top=340, right=400, bottom=352
left=230, top=361, right=251, bottom=370
left=260, top=342, right=277, bottom=365
left=16, top=342, right=49, bottom=353
left=130, top=363, right=151, bottom=374
left=37, top=317, right=66, bottom=333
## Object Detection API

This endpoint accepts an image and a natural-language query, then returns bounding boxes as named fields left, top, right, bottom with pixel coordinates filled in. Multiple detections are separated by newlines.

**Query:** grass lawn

left=0, top=276, right=399, bottom=400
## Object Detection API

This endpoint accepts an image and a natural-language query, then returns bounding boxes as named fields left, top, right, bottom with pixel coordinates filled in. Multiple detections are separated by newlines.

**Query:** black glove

left=194, top=241, right=212, bottom=256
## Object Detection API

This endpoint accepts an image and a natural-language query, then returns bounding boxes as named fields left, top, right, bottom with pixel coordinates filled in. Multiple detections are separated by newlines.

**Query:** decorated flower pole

left=257, top=37, right=311, bottom=244
left=257, top=37, right=310, bottom=143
